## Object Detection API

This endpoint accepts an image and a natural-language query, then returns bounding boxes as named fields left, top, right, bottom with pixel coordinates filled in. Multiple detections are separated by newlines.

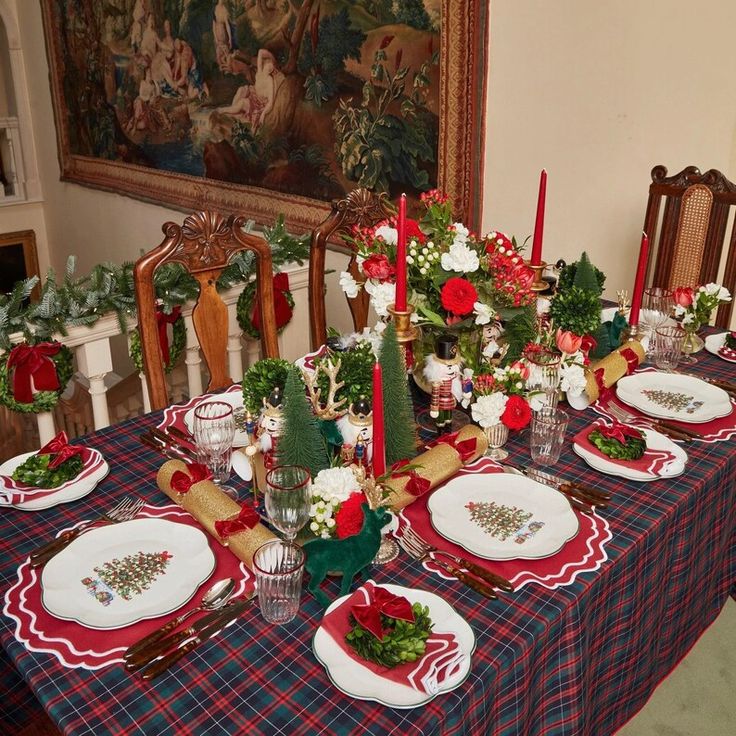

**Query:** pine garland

left=379, top=323, right=417, bottom=466
left=278, top=366, right=330, bottom=478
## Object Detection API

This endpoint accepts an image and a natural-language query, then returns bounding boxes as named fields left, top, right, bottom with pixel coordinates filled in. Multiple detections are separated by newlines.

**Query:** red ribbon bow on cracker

left=38, top=431, right=85, bottom=469
left=351, top=586, right=415, bottom=641
left=595, top=422, right=642, bottom=444
left=427, top=431, right=477, bottom=462
left=390, top=459, right=431, bottom=497
left=156, top=306, right=181, bottom=365
left=619, top=347, right=640, bottom=375
left=170, top=463, right=211, bottom=494
left=7, top=342, right=61, bottom=404
left=214, top=503, right=260, bottom=539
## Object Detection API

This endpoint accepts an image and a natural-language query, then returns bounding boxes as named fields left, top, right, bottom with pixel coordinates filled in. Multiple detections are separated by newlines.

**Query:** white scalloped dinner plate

left=40, top=518, right=215, bottom=629
left=313, top=583, right=475, bottom=708
left=427, top=474, right=580, bottom=561
left=616, top=372, right=732, bottom=424
left=705, top=333, right=736, bottom=363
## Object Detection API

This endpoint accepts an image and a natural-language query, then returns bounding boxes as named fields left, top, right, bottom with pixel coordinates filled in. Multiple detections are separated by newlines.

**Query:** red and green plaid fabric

left=1, top=341, right=735, bottom=735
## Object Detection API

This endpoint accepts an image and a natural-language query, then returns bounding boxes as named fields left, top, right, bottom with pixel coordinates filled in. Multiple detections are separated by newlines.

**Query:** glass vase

left=483, top=422, right=509, bottom=460
left=681, top=322, right=704, bottom=363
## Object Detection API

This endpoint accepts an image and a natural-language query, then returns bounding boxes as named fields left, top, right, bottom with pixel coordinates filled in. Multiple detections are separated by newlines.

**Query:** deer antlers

left=301, top=358, right=347, bottom=420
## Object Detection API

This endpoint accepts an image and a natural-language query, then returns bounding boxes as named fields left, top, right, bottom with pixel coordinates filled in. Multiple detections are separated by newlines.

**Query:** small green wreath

left=129, top=315, right=186, bottom=375
left=588, top=428, right=646, bottom=460
left=242, top=357, right=292, bottom=412
left=0, top=343, right=74, bottom=414
left=236, top=280, right=294, bottom=340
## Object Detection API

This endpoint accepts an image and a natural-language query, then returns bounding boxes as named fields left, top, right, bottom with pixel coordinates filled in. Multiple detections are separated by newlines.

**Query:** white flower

left=440, top=241, right=480, bottom=273
left=406, top=255, right=414, bottom=264
left=470, top=392, right=508, bottom=428
left=451, top=223, right=470, bottom=246
left=482, top=339, right=500, bottom=359
left=326, top=518, right=336, bottom=528
left=559, top=363, right=587, bottom=396
left=374, top=225, right=398, bottom=245
left=674, top=304, right=686, bottom=318
left=702, top=283, right=731, bottom=302
left=364, top=279, right=396, bottom=317
left=339, top=271, right=360, bottom=299
left=681, top=312, right=695, bottom=325
left=309, top=521, right=319, bottom=532
left=474, top=301, right=495, bottom=326
left=312, top=467, right=360, bottom=504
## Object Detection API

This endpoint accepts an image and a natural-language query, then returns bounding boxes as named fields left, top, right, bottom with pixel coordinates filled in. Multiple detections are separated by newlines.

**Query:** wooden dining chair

left=134, top=210, right=279, bottom=411
left=308, top=188, right=393, bottom=349
left=643, top=164, right=736, bottom=327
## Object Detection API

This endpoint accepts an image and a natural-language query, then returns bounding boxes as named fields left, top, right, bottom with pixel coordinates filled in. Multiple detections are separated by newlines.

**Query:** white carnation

left=451, top=223, right=470, bottom=246
left=440, top=241, right=480, bottom=273
left=474, top=301, right=495, bottom=326
left=374, top=225, right=398, bottom=245
left=312, top=467, right=360, bottom=504
left=339, top=271, right=360, bottom=299
left=364, top=279, right=396, bottom=317
left=559, top=363, right=587, bottom=396
left=470, top=392, right=508, bottom=428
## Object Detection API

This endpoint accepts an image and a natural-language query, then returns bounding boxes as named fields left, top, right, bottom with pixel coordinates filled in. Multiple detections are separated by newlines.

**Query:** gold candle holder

left=387, top=303, right=419, bottom=368
left=525, top=260, right=549, bottom=292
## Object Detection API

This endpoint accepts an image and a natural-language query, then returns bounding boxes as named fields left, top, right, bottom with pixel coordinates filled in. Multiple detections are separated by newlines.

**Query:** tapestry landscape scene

left=51, top=0, right=441, bottom=204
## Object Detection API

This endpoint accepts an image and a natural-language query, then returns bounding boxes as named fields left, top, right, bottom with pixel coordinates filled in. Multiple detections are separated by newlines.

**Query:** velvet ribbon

left=214, top=504, right=260, bottom=540
left=596, top=422, right=642, bottom=444
left=351, top=586, right=415, bottom=641
left=251, top=272, right=293, bottom=332
left=620, top=347, right=640, bottom=375
left=7, top=342, right=61, bottom=404
left=389, top=459, right=431, bottom=497
left=38, top=431, right=84, bottom=469
left=592, top=368, right=614, bottom=403
left=156, top=306, right=181, bottom=365
left=426, top=431, right=477, bottom=462
left=170, top=463, right=211, bottom=494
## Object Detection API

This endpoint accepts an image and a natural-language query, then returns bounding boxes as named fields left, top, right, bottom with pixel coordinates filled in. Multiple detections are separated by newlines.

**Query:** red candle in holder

left=530, top=169, right=547, bottom=266
left=628, top=231, right=650, bottom=328
left=395, top=193, right=408, bottom=311
left=372, top=363, right=386, bottom=477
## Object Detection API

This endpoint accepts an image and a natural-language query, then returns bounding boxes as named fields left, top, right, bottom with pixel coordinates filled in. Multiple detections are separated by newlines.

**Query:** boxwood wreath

left=128, top=315, right=187, bottom=375
left=0, top=343, right=74, bottom=414
left=242, top=357, right=292, bottom=412
left=236, top=279, right=294, bottom=340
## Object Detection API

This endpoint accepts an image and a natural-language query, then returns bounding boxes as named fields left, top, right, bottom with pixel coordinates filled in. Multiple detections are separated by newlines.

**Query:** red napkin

left=320, top=580, right=465, bottom=695
left=574, top=420, right=676, bottom=476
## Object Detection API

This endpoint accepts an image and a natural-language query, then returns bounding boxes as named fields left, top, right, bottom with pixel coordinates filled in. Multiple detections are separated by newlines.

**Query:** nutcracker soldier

left=242, top=387, right=284, bottom=483
left=336, top=397, right=373, bottom=464
left=423, top=334, right=473, bottom=430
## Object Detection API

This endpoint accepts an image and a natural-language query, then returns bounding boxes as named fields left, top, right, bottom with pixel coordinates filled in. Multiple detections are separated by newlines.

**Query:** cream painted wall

left=483, top=0, right=736, bottom=300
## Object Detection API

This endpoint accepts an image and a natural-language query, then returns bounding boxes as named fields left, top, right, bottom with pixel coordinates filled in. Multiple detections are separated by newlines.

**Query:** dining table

left=1, top=337, right=735, bottom=736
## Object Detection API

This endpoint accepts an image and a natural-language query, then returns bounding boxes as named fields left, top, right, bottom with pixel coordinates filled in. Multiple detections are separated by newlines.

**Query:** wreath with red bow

left=236, top=272, right=294, bottom=340
left=129, top=307, right=186, bottom=376
left=0, top=341, right=74, bottom=414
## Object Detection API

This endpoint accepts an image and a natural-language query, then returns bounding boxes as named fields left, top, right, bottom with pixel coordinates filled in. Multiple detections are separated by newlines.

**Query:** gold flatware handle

left=141, top=637, right=200, bottom=680
left=125, top=629, right=190, bottom=673
left=30, top=528, right=82, bottom=568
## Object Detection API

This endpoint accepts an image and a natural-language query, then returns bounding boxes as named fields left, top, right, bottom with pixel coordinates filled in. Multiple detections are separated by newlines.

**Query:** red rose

left=501, top=394, right=532, bottom=431
left=440, top=277, right=478, bottom=316
left=673, top=286, right=694, bottom=307
left=362, top=254, right=395, bottom=281
left=405, top=218, right=426, bottom=243
left=334, top=492, right=366, bottom=539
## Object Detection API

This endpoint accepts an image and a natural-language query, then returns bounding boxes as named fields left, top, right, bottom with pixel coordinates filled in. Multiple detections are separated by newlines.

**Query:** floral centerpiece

left=307, top=466, right=373, bottom=540
left=339, top=191, right=538, bottom=373
left=673, top=283, right=732, bottom=354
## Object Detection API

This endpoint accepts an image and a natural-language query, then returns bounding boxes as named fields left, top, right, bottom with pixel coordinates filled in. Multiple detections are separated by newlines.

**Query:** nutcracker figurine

left=336, top=396, right=373, bottom=463
left=243, top=387, right=284, bottom=482
left=423, top=334, right=473, bottom=430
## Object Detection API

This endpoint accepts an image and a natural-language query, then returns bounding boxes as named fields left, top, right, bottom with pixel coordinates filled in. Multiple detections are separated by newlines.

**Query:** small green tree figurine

left=278, top=366, right=330, bottom=478
left=379, top=322, right=417, bottom=466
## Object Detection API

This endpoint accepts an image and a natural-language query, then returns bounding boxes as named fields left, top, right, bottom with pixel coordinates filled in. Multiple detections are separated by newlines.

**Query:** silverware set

left=139, top=426, right=199, bottom=461
left=607, top=403, right=700, bottom=441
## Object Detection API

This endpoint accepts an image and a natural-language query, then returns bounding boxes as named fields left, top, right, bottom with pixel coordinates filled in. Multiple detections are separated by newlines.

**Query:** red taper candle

left=628, top=231, right=649, bottom=329
left=530, top=169, right=547, bottom=266
left=395, top=193, right=408, bottom=311
left=371, top=362, right=386, bottom=477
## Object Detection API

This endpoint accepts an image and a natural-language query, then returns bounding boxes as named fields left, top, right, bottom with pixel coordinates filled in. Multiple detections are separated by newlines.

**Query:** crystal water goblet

left=265, top=465, right=312, bottom=545
left=193, top=401, right=237, bottom=499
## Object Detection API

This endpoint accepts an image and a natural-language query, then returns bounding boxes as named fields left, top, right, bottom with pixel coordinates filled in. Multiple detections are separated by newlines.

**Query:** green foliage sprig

left=241, top=358, right=291, bottom=413
left=12, top=452, right=84, bottom=489
left=315, top=342, right=375, bottom=406
left=549, top=286, right=602, bottom=337
left=588, top=428, right=646, bottom=460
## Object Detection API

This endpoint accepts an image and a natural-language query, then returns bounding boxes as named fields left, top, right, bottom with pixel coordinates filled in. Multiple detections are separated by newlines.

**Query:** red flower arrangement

left=362, top=253, right=395, bottom=281
left=440, top=277, right=478, bottom=316
left=501, top=395, right=532, bottom=431
left=334, top=492, right=366, bottom=539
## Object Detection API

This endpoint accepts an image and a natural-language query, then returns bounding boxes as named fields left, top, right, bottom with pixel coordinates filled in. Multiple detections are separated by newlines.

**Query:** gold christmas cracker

left=584, top=339, right=646, bottom=402
left=156, top=460, right=275, bottom=568
left=386, top=424, right=488, bottom=510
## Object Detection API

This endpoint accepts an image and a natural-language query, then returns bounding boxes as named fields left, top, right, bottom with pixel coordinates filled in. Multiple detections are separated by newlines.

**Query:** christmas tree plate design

left=427, top=474, right=580, bottom=561
left=183, top=391, right=249, bottom=447
left=704, top=333, right=736, bottom=363
left=40, top=518, right=216, bottom=629
left=313, top=583, right=475, bottom=708
left=616, top=372, right=732, bottom=423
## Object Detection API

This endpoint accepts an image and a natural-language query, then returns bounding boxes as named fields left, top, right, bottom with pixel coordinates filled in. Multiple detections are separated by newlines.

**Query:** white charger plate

left=573, top=425, right=687, bottom=482
left=616, top=372, right=732, bottom=424
left=41, top=518, right=215, bottom=629
left=183, top=390, right=249, bottom=447
left=313, top=583, right=475, bottom=709
left=0, top=449, right=109, bottom=511
left=704, top=333, right=736, bottom=363
left=427, top=474, right=580, bottom=561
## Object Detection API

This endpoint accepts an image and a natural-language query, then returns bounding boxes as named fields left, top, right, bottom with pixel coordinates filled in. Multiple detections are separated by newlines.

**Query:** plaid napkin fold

left=320, top=580, right=465, bottom=695
left=573, top=420, right=676, bottom=476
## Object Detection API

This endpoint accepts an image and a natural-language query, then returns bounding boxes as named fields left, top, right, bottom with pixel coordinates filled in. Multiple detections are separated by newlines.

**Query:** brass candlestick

left=387, top=303, right=419, bottom=369
left=525, top=260, right=549, bottom=292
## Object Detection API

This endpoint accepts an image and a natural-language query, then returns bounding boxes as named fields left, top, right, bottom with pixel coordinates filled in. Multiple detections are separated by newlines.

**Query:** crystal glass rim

left=644, top=286, right=674, bottom=297
left=265, top=464, right=311, bottom=491
left=532, top=407, right=569, bottom=426
left=194, top=401, right=234, bottom=420
left=656, top=324, right=686, bottom=338
left=524, top=345, right=561, bottom=367
left=252, top=539, right=306, bottom=576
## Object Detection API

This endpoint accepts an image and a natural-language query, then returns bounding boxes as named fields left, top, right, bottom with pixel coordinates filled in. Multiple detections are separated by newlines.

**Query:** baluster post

left=227, top=302, right=244, bottom=381
left=183, top=312, right=203, bottom=397
left=75, top=338, right=113, bottom=430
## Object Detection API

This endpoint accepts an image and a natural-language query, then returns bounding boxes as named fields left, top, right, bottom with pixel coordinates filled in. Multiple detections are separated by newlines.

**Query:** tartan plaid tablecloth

left=1, top=347, right=735, bottom=736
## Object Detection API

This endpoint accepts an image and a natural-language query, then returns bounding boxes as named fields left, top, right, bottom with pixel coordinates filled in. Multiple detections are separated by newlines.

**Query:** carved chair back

left=644, top=165, right=736, bottom=327
left=308, top=188, right=393, bottom=349
left=134, top=211, right=279, bottom=411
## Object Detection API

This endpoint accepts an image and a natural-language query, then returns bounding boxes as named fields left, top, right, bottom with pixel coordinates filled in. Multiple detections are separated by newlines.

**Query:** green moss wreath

left=128, top=315, right=187, bottom=375
left=236, top=280, right=295, bottom=340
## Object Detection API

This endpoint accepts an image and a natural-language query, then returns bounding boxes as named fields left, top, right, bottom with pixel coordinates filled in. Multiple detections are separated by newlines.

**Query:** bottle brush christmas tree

left=379, top=322, right=417, bottom=466
left=278, top=365, right=330, bottom=478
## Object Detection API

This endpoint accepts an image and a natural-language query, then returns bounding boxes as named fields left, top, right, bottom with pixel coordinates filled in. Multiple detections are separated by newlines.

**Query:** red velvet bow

left=619, top=347, right=640, bottom=376
left=170, top=463, right=211, bottom=494
left=390, top=459, right=431, bottom=497
left=6, top=342, right=61, bottom=404
left=596, top=422, right=642, bottom=444
left=251, top=272, right=293, bottom=332
left=351, top=586, right=415, bottom=641
left=38, top=431, right=84, bottom=469
left=593, top=368, right=614, bottom=403
left=214, top=503, right=260, bottom=539
left=427, top=431, right=477, bottom=462
left=156, top=306, right=181, bottom=366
